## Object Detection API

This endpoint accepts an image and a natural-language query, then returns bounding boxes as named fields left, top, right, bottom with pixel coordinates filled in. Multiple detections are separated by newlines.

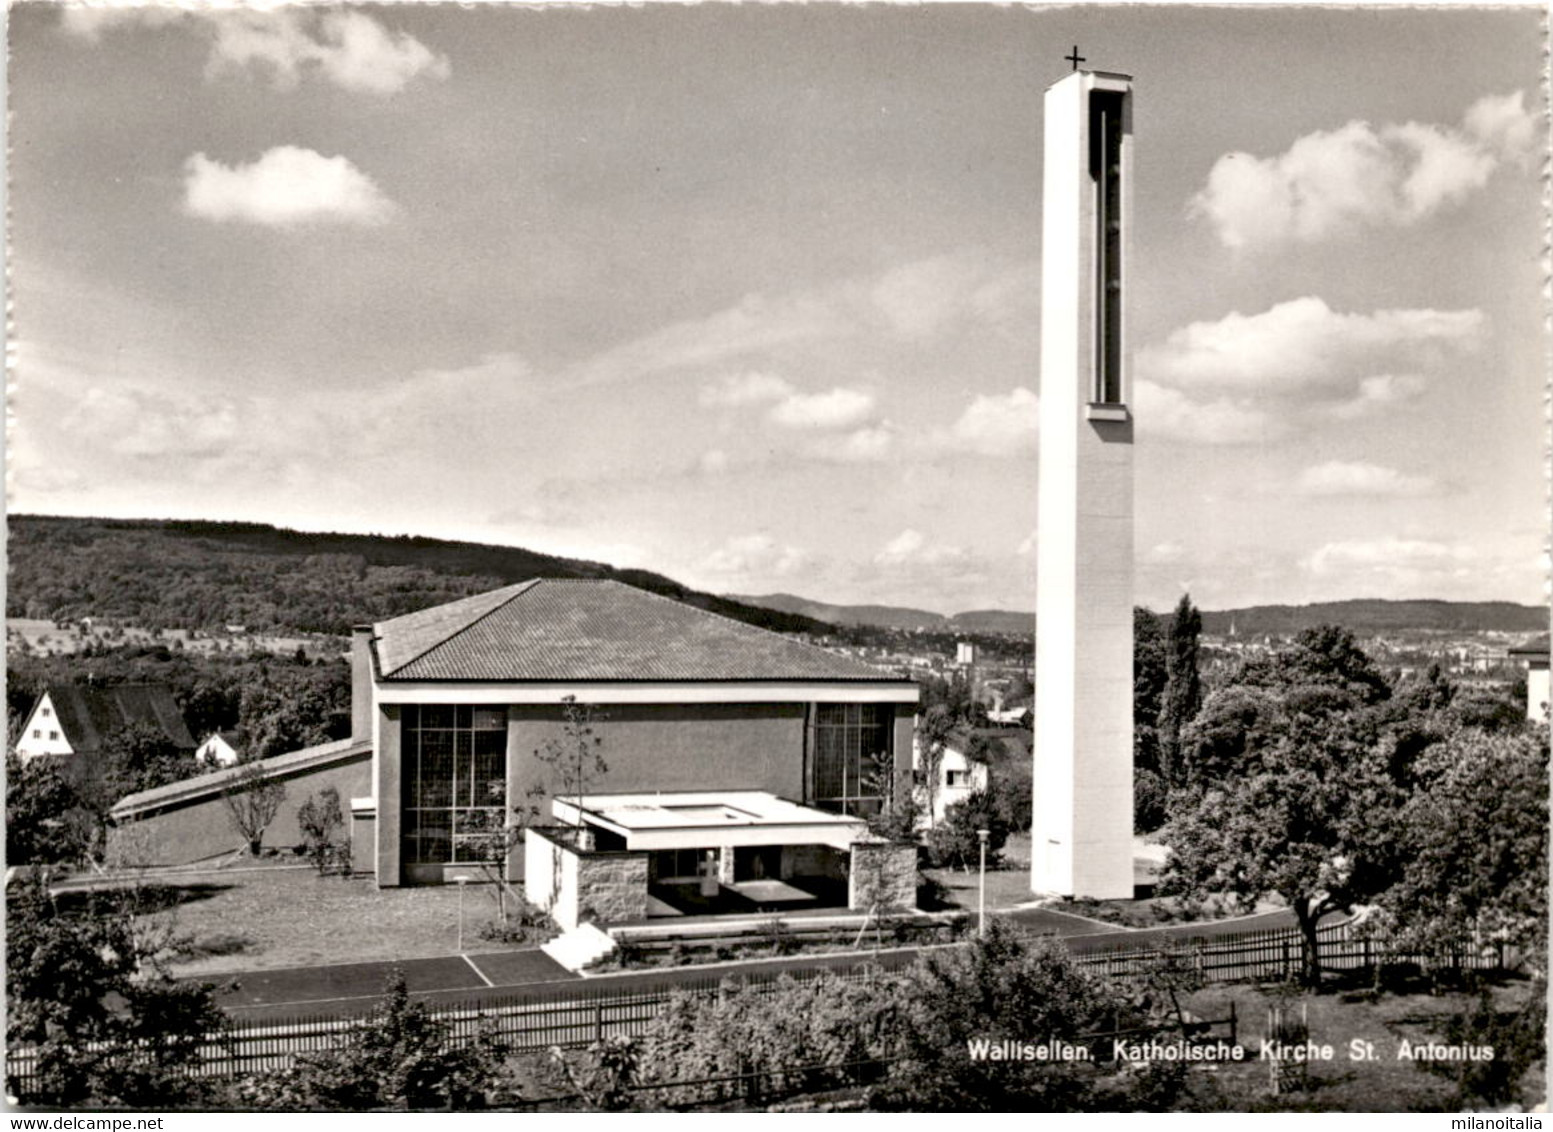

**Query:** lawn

left=85, top=866, right=542, bottom=976
left=1175, top=977, right=1545, bottom=1112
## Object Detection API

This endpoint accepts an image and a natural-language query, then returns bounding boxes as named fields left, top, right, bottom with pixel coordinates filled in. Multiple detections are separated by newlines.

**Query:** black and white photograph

left=4, top=0, right=1548, bottom=1117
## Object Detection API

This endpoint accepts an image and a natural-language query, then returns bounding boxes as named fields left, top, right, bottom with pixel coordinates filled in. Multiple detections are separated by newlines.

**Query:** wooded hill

left=7, top=516, right=831, bottom=637
left=726, top=593, right=1033, bottom=636
left=730, top=592, right=1545, bottom=638
left=1197, top=600, right=1547, bottom=636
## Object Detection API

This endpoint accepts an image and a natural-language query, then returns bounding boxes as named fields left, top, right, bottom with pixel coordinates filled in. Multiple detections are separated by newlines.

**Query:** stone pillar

left=718, top=845, right=737, bottom=884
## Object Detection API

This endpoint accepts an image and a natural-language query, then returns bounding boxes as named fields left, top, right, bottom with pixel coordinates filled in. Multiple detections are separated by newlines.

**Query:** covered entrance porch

left=526, top=791, right=915, bottom=930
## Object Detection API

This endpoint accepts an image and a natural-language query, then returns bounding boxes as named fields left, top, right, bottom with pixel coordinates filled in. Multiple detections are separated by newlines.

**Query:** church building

left=113, top=579, right=919, bottom=923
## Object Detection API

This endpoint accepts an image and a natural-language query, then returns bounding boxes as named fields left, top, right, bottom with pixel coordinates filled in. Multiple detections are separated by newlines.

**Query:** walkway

left=204, top=904, right=1339, bottom=1025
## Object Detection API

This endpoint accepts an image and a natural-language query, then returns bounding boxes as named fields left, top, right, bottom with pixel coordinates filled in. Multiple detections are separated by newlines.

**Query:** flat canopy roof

left=552, top=791, right=869, bottom=852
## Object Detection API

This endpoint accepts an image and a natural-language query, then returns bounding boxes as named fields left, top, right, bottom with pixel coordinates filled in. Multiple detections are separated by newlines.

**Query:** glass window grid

left=403, top=704, right=508, bottom=865
left=813, top=704, right=892, bottom=815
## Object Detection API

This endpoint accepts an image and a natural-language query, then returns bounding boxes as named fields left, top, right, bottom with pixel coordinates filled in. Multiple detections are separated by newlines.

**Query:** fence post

left=594, top=1003, right=604, bottom=1044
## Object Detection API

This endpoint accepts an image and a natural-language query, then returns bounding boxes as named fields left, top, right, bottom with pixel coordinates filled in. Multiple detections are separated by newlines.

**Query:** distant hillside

left=1196, top=600, right=1548, bottom=637
left=734, top=590, right=1545, bottom=639
left=949, top=609, right=1034, bottom=635
left=8, top=516, right=833, bottom=637
left=726, top=593, right=948, bottom=631
left=729, top=593, right=1034, bottom=636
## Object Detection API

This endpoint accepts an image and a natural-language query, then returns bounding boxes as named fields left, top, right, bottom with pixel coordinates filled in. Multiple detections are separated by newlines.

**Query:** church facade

left=353, top=578, right=919, bottom=889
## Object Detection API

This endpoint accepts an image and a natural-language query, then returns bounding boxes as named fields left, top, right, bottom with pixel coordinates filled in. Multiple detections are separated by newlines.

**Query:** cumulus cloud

left=1328, top=373, right=1429, bottom=420
left=62, top=384, right=245, bottom=462
left=1139, top=297, right=1482, bottom=397
left=1133, top=380, right=1281, bottom=445
left=702, top=371, right=880, bottom=434
left=65, top=8, right=448, bottom=96
left=573, top=252, right=1031, bottom=390
left=866, top=529, right=987, bottom=596
left=938, top=387, right=1038, bottom=456
left=870, top=254, right=1031, bottom=339
left=769, top=387, right=876, bottom=430
left=183, top=146, right=397, bottom=228
left=698, top=534, right=813, bottom=581
left=1192, top=91, right=1537, bottom=249
left=1302, top=537, right=1476, bottom=593
left=829, top=423, right=897, bottom=463
left=698, top=371, right=793, bottom=407
left=1144, top=541, right=1187, bottom=565
left=1295, top=460, right=1437, bottom=498
left=58, top=7, right=183, bottom=40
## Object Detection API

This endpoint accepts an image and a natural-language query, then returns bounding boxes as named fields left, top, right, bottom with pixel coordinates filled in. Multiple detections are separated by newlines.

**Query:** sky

left=7, top=3, right=1548, bottom=614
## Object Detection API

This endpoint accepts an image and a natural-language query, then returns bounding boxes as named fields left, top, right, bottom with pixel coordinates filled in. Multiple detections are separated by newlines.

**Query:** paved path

left=204, top=906, right=1346, bottom=1024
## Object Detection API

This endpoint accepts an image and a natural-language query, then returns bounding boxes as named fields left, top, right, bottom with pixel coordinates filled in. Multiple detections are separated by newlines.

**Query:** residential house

left=15, top=683, right=195, bottom=767
left=194, top=730, right=242, bottom=768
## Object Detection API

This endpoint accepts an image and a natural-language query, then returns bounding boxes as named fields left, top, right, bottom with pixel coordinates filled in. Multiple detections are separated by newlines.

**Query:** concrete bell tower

left=1031, top=66, right=1135, bottom=900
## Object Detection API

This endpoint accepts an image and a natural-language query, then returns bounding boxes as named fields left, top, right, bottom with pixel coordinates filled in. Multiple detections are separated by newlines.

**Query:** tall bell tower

left=1031, top=65, right=1136, bottom=900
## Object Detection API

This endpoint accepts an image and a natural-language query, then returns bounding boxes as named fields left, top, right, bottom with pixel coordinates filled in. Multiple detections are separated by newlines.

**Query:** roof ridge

left=379, top=578, right=543, bottom=677
left=607, top=579, right=841, bottom=655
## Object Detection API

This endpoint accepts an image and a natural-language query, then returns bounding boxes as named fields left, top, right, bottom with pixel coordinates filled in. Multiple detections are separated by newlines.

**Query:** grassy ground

left=86, top=868, right=540, bottom=976
left=1176, top=977, right=1544, bottom=1112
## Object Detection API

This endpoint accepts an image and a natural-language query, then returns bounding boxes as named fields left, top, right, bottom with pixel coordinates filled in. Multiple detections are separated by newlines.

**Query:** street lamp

left=976, top=829, right=990, bottom=938
left=453, top=875, right=471, bottom=953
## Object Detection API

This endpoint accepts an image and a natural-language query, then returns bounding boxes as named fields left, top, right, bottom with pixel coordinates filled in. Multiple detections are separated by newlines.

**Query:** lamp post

left=976, top=829, right=990, bottom=938
left=454, top=875, right=470, bottom=953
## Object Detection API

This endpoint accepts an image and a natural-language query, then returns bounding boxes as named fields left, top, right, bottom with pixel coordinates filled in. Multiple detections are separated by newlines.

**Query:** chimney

left=351, top=625, right=375, bottom=745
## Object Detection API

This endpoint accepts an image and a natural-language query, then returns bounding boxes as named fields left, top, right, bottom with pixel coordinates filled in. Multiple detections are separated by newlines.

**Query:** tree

left=925, top=790, right=1009, bottom=870
left=1381, top=728, right=1548, bottom=973
left=1157, top=594, right=1202, bottom=786
left=230, top=971, right=506, bottom=1110
left=533, top=696, right=608, bottom=842
left=98, top=720, right=188, bottom=795
left=861, top=763, right=922, bottom=842
left=1162, top=704, right=1404, bottom=985
left=221, top=760, right=287, bottom=856
left=5, top=751, right=91, bottom=866
left=297, top=786, right=347, bottom=875
left=915, top=706, right=953, bottom=827
left=873, top=923, right=1154, bottom=1111
left=6, top=873, right=229, bottom=1107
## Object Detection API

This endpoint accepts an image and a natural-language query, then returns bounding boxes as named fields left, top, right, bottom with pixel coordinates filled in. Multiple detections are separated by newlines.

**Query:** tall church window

left=403, top=705, right=507, bottom=865
left=813, top=704, right=892, bottom=816
left=1090, top=89, right=1125, bottom=406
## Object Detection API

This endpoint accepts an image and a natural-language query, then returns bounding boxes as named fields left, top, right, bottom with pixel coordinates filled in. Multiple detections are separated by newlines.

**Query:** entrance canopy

left=552, top=791, right=868, bottom=851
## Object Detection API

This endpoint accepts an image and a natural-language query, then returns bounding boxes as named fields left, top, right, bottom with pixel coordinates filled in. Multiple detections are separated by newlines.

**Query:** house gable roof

left=41, top=683, right=196, bottom=754
left=373, top=578, right=906, bottom=683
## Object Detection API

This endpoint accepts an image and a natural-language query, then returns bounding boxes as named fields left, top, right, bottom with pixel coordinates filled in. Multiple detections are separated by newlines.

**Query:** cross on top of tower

left=1065, top=45, right=1086, bottom=71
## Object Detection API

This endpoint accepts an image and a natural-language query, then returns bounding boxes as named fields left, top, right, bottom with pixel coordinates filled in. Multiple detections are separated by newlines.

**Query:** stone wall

left=525, top=826, right=648, bottom=930
left=848, top=840, right=917, bottom=912
left=573, top=851, right=649, bottom=928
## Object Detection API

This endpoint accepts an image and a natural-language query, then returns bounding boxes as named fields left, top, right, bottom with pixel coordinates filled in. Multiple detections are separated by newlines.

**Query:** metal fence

left=5, top=920, right=1522, bottom=1101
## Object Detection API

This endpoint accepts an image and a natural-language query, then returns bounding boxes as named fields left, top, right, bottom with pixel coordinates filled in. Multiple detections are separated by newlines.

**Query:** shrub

left=228, top=971, right=506, bottom=1110
left=296, top=787, right=346, bottom=875
left=925, top=791, right=1009, bottom=870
